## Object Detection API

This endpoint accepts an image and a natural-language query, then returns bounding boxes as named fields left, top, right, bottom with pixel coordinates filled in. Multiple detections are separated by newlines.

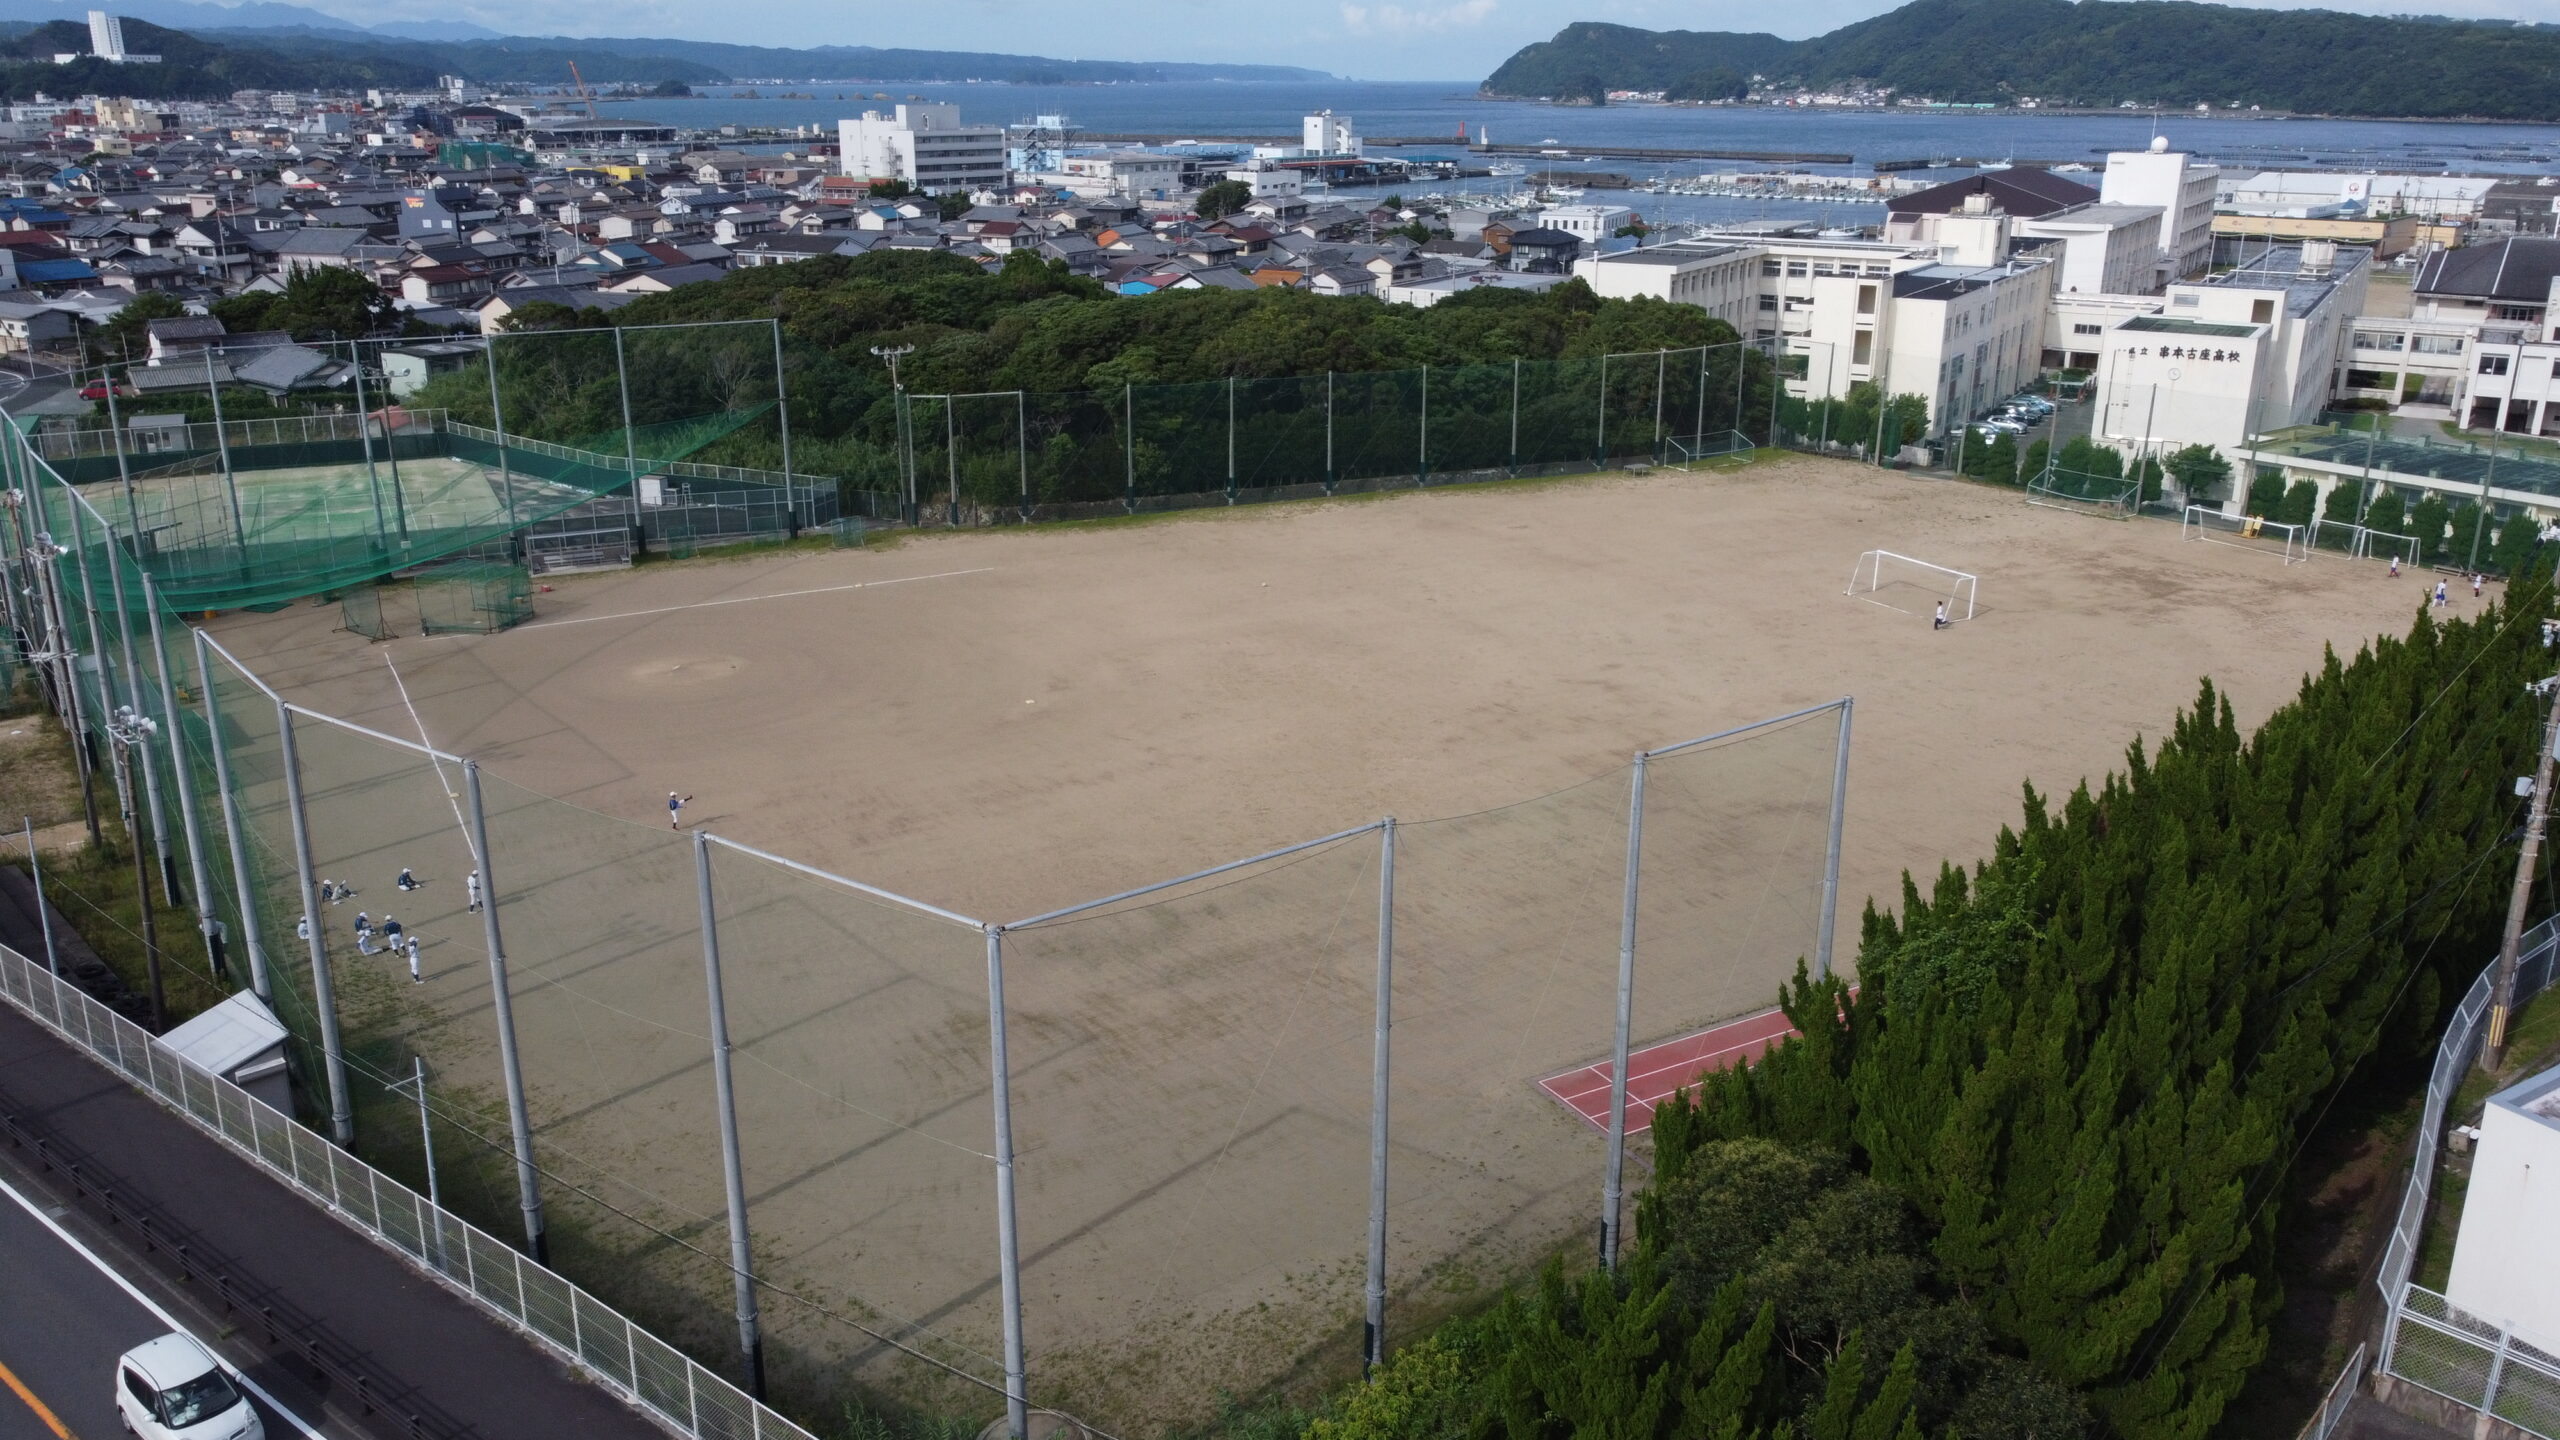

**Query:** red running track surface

left=1536, top=1005, right=1803, bottom=1133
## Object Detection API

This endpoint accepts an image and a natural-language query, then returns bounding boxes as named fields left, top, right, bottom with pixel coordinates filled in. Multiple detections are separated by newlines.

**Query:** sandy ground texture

left=201, top=455, right=2464, bottom=1431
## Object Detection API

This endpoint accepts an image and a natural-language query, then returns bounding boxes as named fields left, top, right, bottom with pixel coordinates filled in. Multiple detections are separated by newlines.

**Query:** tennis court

left=1536, top=1003, right=1809, bottom=1133
left=2259, top=426, right=2560, bottom=498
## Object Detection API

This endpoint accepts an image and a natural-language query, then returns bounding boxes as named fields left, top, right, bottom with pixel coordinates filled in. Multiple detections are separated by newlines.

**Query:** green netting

left=2027, top=464, right=2141, bottom=517
left=415, top=563, right=532, bottom=636
left=340, top=583, right=392, bottom=641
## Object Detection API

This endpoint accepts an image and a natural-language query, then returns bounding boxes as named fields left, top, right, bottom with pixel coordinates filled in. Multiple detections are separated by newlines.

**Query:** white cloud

left=1338, top=0, right=1497, bottom=37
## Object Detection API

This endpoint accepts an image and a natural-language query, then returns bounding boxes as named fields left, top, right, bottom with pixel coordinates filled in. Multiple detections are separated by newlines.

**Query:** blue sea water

left=606, top=79, right=2560, bottom=230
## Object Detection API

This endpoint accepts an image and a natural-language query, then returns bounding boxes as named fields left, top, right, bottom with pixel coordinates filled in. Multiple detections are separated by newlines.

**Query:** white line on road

left=0, top=1172, right=331, bottom=1438
left=498, top=567, right=998, bottom=633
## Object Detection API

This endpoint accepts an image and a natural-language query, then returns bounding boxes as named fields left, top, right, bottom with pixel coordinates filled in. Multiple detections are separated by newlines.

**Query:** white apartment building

left=2091, top=241, right=2370, bottom=475
left=1578, top=228, right=2050, bottom=431
left=2012, top=202, right=2163, bottom=296
left=1055, top=150, right=1181, bottom=200
left=2100, top=137, right=2219, bottom=287
left=88, top=9, right=124, bottom=61
left=1303, top=110, right=1360, bottom=157
left=1225, top=159, right=1302, bottom=200
left=1538, top=204, right=1639, bottom=243
left=837, top=104, right=1007, bottom=194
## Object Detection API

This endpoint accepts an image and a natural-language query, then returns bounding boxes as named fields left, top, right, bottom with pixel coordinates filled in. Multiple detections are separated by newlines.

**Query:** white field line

left=437, top=566, right=998, bottom=636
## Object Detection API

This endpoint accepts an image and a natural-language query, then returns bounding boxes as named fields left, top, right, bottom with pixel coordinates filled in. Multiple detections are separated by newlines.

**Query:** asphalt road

left=0, top=1170, right=319, bottom=1440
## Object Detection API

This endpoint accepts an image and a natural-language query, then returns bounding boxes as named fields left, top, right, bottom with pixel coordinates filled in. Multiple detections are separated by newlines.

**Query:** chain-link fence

left=3, top=401, right=1855, bottom=1437
left=2366, top=916, right=2560, bottom=1439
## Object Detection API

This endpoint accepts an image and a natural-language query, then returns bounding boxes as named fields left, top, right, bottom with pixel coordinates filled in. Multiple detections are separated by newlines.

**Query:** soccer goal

left=2311, top=518, right=2422, bottom=564
left=2026, top=465, right=2140, bottom=520
left=1848, top=549, right=1977, bottom=623
left=1668, top=430, right=1755, bottom=468
left=2182, top=506, right=2309, bottom=565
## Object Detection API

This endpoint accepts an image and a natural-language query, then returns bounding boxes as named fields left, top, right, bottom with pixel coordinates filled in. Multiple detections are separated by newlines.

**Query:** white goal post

left=2310, top=518, right=2422, bottom=563
left=1847, top=549, right=1977, bottom=622
left=2182, top=505, right=2310, bottom=565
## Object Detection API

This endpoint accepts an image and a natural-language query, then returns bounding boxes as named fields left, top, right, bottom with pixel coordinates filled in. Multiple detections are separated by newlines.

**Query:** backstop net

left=414, top=563, right=532, bottom=636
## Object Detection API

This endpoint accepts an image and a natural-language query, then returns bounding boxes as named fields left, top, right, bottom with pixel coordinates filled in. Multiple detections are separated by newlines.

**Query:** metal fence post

left=1226, top=376, right=1237, bottom=505
left=194, top=630, right=268, bottom=1002
left=1601, top=751, right=1647, bottom=1269
left=1325, top=370, right=1336, bottom=495
left=1594, top=354, right=1609, bottom=469
left=484, top=335, right=519, bottom=530
left=99, top=512, right=177, bottom=904
left=1694, top=347, right=1708, bottom=453
left=1417, top=367, right=1429, bottom=484
left=1653, top=349, right=1667, bottom=463
left=1017, top=390, right=1030, bottom=523
left=25, top=816, right=58, bottom=975
left=947, top=397, right=961, bottom=529
left=1817, top=698, right=1853, bottom=980
left=1122, top=384, right=1136, bottom=515
left=694, top=833, right=767, bottom=1400
left=347, top=341, right=391, bottom=552
left=984, top=923, right=1030, bottom=1440
left=69, top=501, right=131, bottom=827
left=1363, top=817, right=1395, bottom=1375
left=1509, top=358, right=1520, bottom=477
left=464, top=760, right=549, bottom=1264
left=615, top=326, right=643, bottom=541
left=276, top=705, right=354, bottom=1145
left=143, top=574, right=217, bottom=976
left=770, top=319, right=797, bottom=538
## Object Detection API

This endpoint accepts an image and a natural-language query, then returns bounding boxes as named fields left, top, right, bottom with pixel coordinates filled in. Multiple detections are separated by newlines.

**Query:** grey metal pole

left=1325, top=370, right=1335, bottom=494
left=947, top=396, right=960, bottom=528
left=101, top=369, right=143, bottom=544
left=1694, top=347, right=1708, bottom=453
left=1226, top=375, right=1236, bottom=505
left=1509, top=358, right=1520, bottom=476
left=202, top=351, right=245, bottom=554
left=70, top=499, right=129, bottom=830
left=372, top=344, right=410, bottom=546
left=1816, top=698, right=1852, bottom=981
left=347, top=341, right=390, bottom=552
left=100, top=516, right=176, bottom=906
left=1653, top=349, right=1666, bottom=463
left=1363, top=817, right=1395, bottom=1375
left=277, top=705, right=354, bottom=1145
left=195, top=629, right=268, bottom=1002
left=1595, top=354, right=1608, bottom=468
left=1417, top=366, right=1428, bottom=484
left=24, top=816, right=56, bottom=975
left=463, top=760, right=548, bottom=1263
left=770, top=319, right=797, bottom=538
left=1016, top=390, right=1030, bottom=522
left=984, top=923, right=1030, bottom=1440
left=1123, top=385, right=1136, bottom=515
left=614, top=326, right=642, bottom=542
left=143, top=574, right=217, bottom=972
left=2471, top=449, right=2497, bottom=572
left=411, top=1056, right=440, bottom=1211
left=1600, top=751, right=1647, bottom=1269
left=693, top=832, right=767, bottom=1398
left=483, top=335, right=518, bottom=525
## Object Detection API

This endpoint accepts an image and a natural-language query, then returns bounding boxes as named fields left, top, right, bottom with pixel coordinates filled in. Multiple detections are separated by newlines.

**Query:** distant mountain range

left=0, top=0, right=1332, bottom=89
left=1483, top=0, right=2560, bottom=122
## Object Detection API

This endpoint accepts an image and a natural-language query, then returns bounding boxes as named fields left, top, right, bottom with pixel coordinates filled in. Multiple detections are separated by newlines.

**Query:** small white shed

left=2447, top=1062, right=2560, bottom=1353
left=157, top=991, right=293, bottom=1116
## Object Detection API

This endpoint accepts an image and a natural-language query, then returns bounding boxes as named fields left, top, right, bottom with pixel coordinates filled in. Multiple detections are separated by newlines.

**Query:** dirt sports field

left=207, top=454, right=2460, bottom=1430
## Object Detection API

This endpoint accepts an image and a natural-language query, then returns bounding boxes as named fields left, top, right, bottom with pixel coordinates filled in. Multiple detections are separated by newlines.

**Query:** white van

left=113, top=1334, right=264, bottom=1440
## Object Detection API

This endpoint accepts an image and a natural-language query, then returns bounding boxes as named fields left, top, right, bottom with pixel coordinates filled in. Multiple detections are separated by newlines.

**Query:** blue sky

left=323, top=0, right=2560, bottom=80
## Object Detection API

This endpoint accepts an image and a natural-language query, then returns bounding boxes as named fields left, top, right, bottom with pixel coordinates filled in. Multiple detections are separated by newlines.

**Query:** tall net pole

left=694, top=832, right=767, bottom=1397
left=1817, top=698, right=1852, bottom=978
left=484, top=334, right=518, bottom=529
left=1362, top=815, right=1395, bottom=1373
left=614, top=325, right=642, bottom=539
left=143, top=573, right=216, bottom=972
left=1600, top=751, right=1646, bottom=1269
left=984, top=922, right=1029, bottom=1440
left=464, top=759, right=550, bottom=1263
left=770, top=319, right=797, bottom=538
left=346, top=340, right=390, bottom=552
left=277, top=704, right=355, bottom=1145
left=194, top=629, right=269, bottom=1002
left=202, top=350, right=246, bottom=555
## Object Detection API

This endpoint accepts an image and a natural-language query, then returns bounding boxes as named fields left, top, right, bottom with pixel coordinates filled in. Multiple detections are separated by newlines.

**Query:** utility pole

left=2487, top=673, right=2560, bottom=1071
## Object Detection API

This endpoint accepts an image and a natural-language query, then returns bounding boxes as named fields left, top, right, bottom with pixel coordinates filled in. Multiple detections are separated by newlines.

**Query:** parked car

left=114, top=1334, right=262, bottom=1440
left=77, top=381, right=136, bottom=400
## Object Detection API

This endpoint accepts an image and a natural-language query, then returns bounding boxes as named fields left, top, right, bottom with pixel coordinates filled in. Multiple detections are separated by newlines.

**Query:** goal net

left=2026, top=464, right=2140, bottom=519
left=2183, top=506, right=2309, bottom=565
left=2312, top=518, right=2420, bottom=565
left=414, top=561, right=534, bottom=634
left=1667, top=430, right=1754, bottom=468
left=1848, top=549, right=1977, bottom=623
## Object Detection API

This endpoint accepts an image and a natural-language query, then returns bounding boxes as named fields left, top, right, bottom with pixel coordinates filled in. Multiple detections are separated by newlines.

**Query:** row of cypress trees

left=1652, top=592, right=2553, bottom=1437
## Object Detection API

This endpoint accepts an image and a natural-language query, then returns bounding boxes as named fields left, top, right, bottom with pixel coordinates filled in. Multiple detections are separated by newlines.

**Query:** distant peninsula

left=1482, top=0, right=2560, bottom=122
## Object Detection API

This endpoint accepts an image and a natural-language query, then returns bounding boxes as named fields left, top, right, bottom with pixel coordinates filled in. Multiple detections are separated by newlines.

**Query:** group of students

left=295, top=864, right=483, bottom=984
left=2383, top=553, right=2492, bottom=608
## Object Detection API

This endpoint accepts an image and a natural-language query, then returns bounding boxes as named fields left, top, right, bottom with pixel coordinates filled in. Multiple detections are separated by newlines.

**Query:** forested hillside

left=1484, top=0, right=2560, bottom=119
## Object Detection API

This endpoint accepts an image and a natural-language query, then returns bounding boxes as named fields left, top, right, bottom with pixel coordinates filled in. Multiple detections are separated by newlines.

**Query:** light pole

left=107, top=703, right=164, bottom=1030
left=871, top=345, right=916, bottom=525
